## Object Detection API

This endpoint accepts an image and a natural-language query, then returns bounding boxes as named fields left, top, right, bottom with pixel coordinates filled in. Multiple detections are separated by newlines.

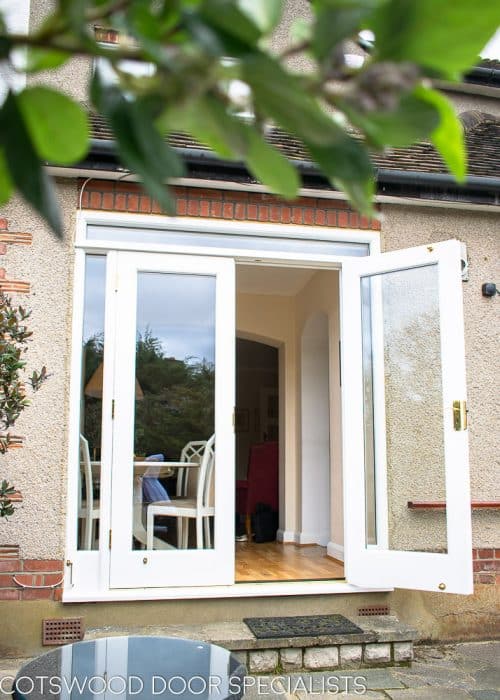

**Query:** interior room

left=234, top=264, right=345, bottom=583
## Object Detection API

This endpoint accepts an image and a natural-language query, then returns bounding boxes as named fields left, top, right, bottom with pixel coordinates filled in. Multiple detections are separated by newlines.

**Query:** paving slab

left=456, top=642, right=500, bottom=668
left=470, top=691, right=500, bottom=700
left=472, top=668, right=500, bottom=689
left=386, top=689, right=473, bottom=699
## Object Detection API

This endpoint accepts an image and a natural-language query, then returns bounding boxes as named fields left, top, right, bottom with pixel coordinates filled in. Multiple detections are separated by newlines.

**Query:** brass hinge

left=453, top=400, right=467, bottom=431
left=111, top=400, right=115, bottom=419
left=108, top=530, right=112, bottom=549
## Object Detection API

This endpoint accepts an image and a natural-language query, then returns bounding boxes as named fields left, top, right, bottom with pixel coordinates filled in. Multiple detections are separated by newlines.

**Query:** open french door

left=109, top=252, right=235, bottom=588
left=342, top=239, right=472, bottom=594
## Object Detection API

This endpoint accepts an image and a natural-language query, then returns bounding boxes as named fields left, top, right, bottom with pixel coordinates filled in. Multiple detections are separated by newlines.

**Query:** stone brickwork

left=0, top=551, right=64, bottom=601
left=472, top=548, right=500, bottom=585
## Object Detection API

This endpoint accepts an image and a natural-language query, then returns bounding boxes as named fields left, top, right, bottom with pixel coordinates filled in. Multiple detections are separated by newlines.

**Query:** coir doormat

left=243, top=614, right=364, bottom=639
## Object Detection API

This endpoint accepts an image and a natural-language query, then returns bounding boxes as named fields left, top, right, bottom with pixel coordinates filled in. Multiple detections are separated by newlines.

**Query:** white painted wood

left=109, top=252, right=235, bottom=588
left=342, top=240, right=472, bottom=594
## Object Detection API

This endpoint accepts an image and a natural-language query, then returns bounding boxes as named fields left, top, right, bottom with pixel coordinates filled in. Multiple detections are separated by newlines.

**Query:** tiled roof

left=89, top=111, right=500, bottom=181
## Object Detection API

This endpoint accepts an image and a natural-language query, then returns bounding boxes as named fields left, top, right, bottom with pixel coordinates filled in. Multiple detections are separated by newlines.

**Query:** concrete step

left=85, top=615, right=417, bottom=672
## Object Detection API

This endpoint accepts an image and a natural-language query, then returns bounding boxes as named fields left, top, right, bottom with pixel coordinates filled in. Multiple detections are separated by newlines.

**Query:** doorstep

left=85, top=615, right=417, bottom=672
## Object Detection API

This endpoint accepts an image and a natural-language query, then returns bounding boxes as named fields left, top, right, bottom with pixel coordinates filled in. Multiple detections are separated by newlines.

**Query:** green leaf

left=242, top=54, right=346, bottom=146
left=369, top=0, right=500, bottom=79
left=17, top=87, right=89, bottom=165
left=0, top=149, right=13, bottom=207
left=341, top=89, right=440, bottom=147
left=199, top=0, right=262, bottom=45
left=307, top=134, right=375, bottom=214
left=24, top=47, right=70, bottom=72
left=414, top=86, right=466, bottom=181
left=246, top=130, right=300, bottom=198
left=0, top=92, right=62, bottom=236
left=311, top=0, right=379, bottom=61
left=236, top=0, right=283, bottom=34
left=92, top=75, right=185, bottom=213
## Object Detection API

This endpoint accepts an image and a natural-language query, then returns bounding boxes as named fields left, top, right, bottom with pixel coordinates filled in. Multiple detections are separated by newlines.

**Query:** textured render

left=0, top=181, right=77, bottom=559
left=28, top=0, right=91, bottom=103
left=381, top=204, right=500, bottom=547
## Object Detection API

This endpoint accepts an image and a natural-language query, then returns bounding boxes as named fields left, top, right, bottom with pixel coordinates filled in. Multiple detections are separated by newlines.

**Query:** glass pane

left=131, top=273, right=215, bottom=551
left=88, top=225, right=369, bottom=258
left=78, top=255, right=106, bottom=550
left=361, top=264, right=447, bottom=553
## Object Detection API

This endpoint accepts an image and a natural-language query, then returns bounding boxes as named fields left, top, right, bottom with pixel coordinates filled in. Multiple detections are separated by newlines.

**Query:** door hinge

left=453, top=400, right=467, bottom=431
left=108, top=530, right=112, bottom=549
left=111, top=400, right=115, bottom=419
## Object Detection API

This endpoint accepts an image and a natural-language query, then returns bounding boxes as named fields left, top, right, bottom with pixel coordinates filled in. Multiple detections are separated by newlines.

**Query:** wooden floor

left=235, top=541, right=344, bottom=582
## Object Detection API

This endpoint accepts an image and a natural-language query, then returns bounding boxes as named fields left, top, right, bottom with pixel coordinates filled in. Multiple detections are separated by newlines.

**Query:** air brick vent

left=357, top=605, right=390, bottom=617
left=42, top=618, right=85, bottom=645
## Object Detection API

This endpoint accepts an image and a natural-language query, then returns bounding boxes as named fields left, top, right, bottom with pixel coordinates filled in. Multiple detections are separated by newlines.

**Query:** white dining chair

left=78, top=434, right=100, bottom=549
left=146, top=434, right=215, bottom=550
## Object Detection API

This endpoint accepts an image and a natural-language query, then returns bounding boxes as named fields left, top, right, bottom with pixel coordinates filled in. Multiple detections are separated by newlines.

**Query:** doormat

left=243, top=615, right=364, bottom=639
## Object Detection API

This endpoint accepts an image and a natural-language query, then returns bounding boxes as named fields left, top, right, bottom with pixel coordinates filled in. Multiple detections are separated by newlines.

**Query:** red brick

left=90, top=180, right=115, bottom=191
left=0, top=218, right=8, bottom=230
left=258, top=206, right=269, bottom=222
left=0, top=243, right=7, bottom=255
left=199, top=201, right=210, bottom=217
left=234, top=203, right=246, bottom=220
left=53, top=587, right=63, bottom=601
left=337, top=211, right=349, bottom=227
left=140, top=197, right=152, bottom=213
left=281, top=207, right=292, bottom=224
left=371, top=218, right=382, bottom=231
left=0, top=268, right=5, bottom=279
left=478, top=549, right=494, bottom=559
left=23, top=560, right=62, bottom=572
left=270, top=206, right=281, bottom=223
left=476, top=573, right=495, bottom=584
left=152, top=200, right=162, bottom=214
left=0, top=560, right=20, bottom=572
left=0, top=574, right=15, bottom=587
left=176, top=199, right=187, bottom=216
left=349, top=212, right=359, bottom=227
left=326, top=211, right=337, bottom=227
left=81, top=191, right=90, bottom=207
left=0, top=589, right=19, bottom=600
left=197, top=188, right=222, bottom=200
left=116, top=181, right=140, bottom=193
left=495, top=549, right=500, bottom=558
left=247, top=204, right=258, bottom=220
left=21, top=588, right=53, bottom=600
left=222, top=203, right=234, bottom=219
left=187, top=200, right=199, bottom=216
left=171, top=186, right=187, bottom=198
left=228, top=190, right=249, bottom=202
left=303, top=209, right=314, bottom=225
left=101, top=193, right=114, bottom=210
left=292, top=208, right=302, bottom=224
left=115, top=193, right=127, bottom=211
left=474, top=560, right=485, bottom=572
left=315, top=210, right=326, bottom=226
left=210, top=202, right=223, bottom=217
left=360, top=215, right=370, bottom=229
left=89, top=192, right=102, bottom=209
left=43, top=573, right=64, bottom=586
left=325, top=199, right=348, bottom=209
left=127, top=194, right=139, bottom=212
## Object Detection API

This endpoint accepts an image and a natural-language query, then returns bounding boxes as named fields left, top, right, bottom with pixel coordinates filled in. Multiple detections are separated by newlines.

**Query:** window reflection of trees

left=82, top=330, right=215, bottom=461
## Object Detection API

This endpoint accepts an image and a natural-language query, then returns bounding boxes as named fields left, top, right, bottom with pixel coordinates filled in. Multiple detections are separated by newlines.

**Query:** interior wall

left=295, top=270, right=343, bottom=556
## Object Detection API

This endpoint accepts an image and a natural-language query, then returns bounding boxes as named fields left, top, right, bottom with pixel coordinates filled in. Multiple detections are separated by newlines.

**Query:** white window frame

left=65, top=210, right=386, bottom=602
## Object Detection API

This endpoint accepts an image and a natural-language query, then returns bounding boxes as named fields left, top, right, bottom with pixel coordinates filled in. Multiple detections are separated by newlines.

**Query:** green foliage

left=0, top=293, right=48, bottom=518
left=0, top=0, right=497, bottom=229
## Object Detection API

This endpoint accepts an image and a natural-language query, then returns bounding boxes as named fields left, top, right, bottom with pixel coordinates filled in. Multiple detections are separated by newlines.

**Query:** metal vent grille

left=42, top=618, right=85, bottom=645
left=358, top=605, right=390, bottom=617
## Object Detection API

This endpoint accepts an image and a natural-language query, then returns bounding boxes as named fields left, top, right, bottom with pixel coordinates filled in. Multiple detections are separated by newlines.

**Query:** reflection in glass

left=78, top=255, right=106, bottom=550
left=132, top=273, right=216, bottom=551
left=361, top=264, right=447, bottom=553
left=360, top=279, right=376, bottom=545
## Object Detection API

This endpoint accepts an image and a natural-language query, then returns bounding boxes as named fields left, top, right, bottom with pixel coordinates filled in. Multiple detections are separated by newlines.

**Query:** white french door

left=108, top=252, right=235, bottom=588
left=342, top=239, right=472, bottom=594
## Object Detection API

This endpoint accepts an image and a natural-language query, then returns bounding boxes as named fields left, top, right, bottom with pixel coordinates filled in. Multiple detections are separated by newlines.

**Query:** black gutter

left=464, top=66, right=500, bottom=88
left=86, top=137, right=500, bottom=201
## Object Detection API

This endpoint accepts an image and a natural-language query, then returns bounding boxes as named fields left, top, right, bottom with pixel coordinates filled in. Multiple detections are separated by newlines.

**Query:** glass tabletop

left=12, top=636, right=246, bottom=700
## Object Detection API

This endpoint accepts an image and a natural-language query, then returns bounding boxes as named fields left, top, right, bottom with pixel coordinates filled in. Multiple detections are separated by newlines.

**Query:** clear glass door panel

left=361, top=263, right=447, bottom=553
left=77, top=255, right=106, bottom=550
left=131, top=272, right=216, bottom=551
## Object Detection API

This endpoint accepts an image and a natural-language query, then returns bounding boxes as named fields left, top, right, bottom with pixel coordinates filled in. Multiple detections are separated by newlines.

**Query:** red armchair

left=236, top=441, right=279, bottom=540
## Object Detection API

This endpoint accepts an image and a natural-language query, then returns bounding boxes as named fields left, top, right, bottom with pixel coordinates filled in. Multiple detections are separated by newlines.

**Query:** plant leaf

left=311, top=0, right=379, bottom=61
left=17, top=87, right=89, bottom=164
left=24, top=47, right=70, bottom=72
left=369, top=0, right=500, bottom=79
left=236, top=0, right=283, bottom=34
left=414, top=86, right=466, bottom=181
left=0, top=92, right=62, bottom=236
left=0, top=148, right=13, bottom=207
left=246, top=130, right=300, bottom=198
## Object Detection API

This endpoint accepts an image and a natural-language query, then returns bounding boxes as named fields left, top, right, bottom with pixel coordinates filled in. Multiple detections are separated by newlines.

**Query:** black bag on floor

left=252, top=503, right=278, bottom=543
